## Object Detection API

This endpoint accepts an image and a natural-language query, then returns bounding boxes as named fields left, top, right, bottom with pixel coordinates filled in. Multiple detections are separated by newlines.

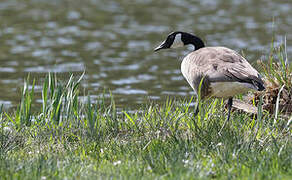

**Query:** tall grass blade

left=274, top=85, right=285, bottom=122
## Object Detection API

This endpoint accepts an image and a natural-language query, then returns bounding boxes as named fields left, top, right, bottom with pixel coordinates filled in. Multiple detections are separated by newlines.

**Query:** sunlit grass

left=0, top=45, right=292, bottom=179
left=0, top=73, right=291, bottom=180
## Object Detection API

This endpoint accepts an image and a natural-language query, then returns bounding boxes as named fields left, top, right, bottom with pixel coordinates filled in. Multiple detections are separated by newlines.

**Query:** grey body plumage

left=181, top=46, right=265, bottom=99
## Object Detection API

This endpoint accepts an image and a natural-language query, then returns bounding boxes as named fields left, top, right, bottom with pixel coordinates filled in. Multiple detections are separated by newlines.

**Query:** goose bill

left=154, top=41, right=167, bottom=51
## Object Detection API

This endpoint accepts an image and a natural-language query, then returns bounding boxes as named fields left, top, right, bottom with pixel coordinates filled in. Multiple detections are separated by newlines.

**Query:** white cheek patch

left=171, top=33, right=184, bottom=48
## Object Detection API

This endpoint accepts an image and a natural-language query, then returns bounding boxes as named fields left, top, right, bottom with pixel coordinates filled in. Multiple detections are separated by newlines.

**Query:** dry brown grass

left=252, top=45, right=292, bottom=115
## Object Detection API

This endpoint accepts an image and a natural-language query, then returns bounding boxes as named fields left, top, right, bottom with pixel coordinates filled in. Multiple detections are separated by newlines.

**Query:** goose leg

left=219, top=97, right=233, bottom=135
left=194, top=102, right=199, bottom=117
left=226, top=97, right=233, bottom=121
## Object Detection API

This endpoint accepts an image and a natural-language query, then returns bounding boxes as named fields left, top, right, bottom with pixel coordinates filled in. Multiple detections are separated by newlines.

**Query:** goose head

left=154, top=31, right=205, bottom=52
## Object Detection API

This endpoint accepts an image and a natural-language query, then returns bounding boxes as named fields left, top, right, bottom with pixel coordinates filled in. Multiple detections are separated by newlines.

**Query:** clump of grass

left=253, top=42, right=292, bottom=116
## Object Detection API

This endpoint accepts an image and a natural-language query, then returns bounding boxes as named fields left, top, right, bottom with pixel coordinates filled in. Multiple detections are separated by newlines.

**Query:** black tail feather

left=252, top=80, right=265, bottom=91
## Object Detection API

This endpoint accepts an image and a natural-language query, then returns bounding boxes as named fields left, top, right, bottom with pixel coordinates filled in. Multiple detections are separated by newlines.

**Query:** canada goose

left=154, top=31, right=265, bottom=131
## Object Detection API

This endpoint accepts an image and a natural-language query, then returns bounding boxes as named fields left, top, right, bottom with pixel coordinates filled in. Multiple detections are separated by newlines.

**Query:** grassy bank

left=0, top=74, right=291, bottom=180
left=1, top=48, right=292, bottom=179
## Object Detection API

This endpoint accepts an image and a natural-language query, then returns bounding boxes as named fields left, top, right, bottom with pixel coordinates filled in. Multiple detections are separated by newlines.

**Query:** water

left=0, top=0, right=291, bottom=109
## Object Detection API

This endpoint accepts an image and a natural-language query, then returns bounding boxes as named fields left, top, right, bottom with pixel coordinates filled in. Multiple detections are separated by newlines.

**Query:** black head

left=154, top=31, right=205, bottom=52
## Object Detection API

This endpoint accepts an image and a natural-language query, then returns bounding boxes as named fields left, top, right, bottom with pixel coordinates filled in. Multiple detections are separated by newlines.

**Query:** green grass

left=0, top=73, right=291, bottom=180
left=1, top=43, right=292, bottom=179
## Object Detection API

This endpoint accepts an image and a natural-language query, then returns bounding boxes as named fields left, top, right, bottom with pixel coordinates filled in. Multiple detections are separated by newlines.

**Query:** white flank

left=171, top=33, right=184, bottom=48
left=210, top=82, right=256, bottom=98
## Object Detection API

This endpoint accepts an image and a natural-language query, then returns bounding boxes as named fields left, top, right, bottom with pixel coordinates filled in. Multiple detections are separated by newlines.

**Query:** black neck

left=182, top=33, right=205, bottom=51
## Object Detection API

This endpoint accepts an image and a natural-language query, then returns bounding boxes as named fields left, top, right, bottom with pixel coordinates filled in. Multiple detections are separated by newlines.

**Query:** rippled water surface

left=0, top=0, right=291, bottom=109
